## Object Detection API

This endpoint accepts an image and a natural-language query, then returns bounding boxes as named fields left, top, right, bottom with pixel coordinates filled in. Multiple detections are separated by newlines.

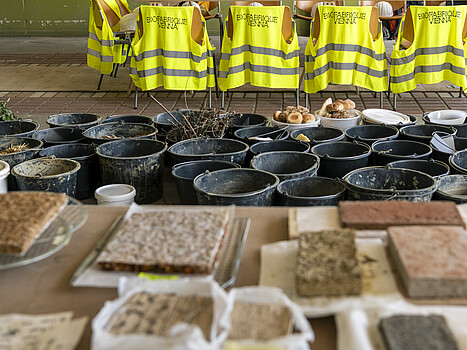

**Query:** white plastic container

left=0, top=160, right=10, bottom=194
left=95, top=184, right=136, bottom=206
left=271, top=114, right=321, bottom=131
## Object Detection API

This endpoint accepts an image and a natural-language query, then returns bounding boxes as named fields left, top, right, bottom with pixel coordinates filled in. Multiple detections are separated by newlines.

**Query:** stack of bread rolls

left=317, top=98, right=357, bottom=119
left=273, top=106, right=316, bottom=124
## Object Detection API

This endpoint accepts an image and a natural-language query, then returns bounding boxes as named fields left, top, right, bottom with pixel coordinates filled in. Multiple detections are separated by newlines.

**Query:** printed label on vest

left=323, top=11, right=366, bottom=24
left=235, top=13, right=279, bottom=28
left=417, top=10, right=461, bottom=24
left=146, top=15, right=188, bottom=29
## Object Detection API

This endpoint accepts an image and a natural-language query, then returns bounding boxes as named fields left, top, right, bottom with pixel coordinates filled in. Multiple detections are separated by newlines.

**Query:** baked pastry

left=379, top=315, right=459, bottom=350
left=0, top=192, right=68, bottom=254
left=286, top=112, right=302, bottom=124
left=387, top=225, right=467, bottom=298
left=96, top=208, right=231, bottom=274
left=296, top=229, right=361, bottom=297
left=107, top=291, right=213, bottom=340
left=228, top=301, right=292, bottom=341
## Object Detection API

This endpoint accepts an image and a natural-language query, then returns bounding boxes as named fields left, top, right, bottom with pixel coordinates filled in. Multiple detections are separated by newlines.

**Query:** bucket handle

left=385, top=186, right=398, bottom=201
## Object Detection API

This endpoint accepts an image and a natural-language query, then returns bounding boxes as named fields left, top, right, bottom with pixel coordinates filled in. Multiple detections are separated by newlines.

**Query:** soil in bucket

left=343, top=166, right=437, bottom=201
left=0, top=136, right=44, bottom=190
left=276, top=176, right=346, bottom=206
left=11, top=158, right=81, bottom=197
left=96, top=139, right=167, bottom=204
left=193, top=168, right=279, bottom=206
left=39, top=143, right=99, bottom=200
left=250, top=151, right=320, bottom=181
left=171, top=160, right=240, bottom=205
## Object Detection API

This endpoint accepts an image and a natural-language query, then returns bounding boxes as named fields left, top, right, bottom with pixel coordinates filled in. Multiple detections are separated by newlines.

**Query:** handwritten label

left=323, top=11, right=366, bottom=24
left=235, top=13, right=278, bottom=28
left=146, top=16, right=188, bottom=30
left=417, top=10, right=461, bottom=24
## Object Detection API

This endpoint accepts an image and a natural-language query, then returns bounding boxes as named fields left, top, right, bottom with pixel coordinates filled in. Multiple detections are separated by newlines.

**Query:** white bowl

left=315, top=110, right=361, bottom=131
left=426, top=110, right=467, bottom=126
left=271, top=114, right=321, bottom=131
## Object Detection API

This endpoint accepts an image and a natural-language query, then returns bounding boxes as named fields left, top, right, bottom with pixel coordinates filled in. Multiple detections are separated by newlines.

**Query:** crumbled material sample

left=296, top=229, right=361, bottom=297
left=387, top=225, right=467, bottom=298
left=228, top=302, right=292, bottom=341
left=379, top=315, right=459, bottom=350
left=339, top=201, right=464, bottom=230
left=97, top=208, right=230, bottom=274
left=107, top=292, right=213, bottom=340
left=0, top=192, right=68, bottom=254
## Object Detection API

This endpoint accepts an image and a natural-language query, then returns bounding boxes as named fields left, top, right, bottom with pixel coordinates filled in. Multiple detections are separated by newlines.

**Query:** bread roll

left=286, top=112, right=303, bottom=124
left=302, top=114, right=315, bottom=123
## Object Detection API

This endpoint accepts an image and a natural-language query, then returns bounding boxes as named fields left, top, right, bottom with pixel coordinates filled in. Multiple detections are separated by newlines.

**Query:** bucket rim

left=0, top=136, right=44, bottom=152
left=171, top=160, right=241, bottom=180
left=96, top=139, right=167, bottom=160
left=386, top=159, right=450, bottom=178
left=249, top=139, right=310, bottom=154
left=436, top=174, right=467, bottom=197
left=233, top=125, right=290, bottom=141
left=95, top=184, right=136, bottom=202
left=345, top=124, right=400, bottom=140
left=11, top=158, right=81, bottom=179
left=371, top=139, right=433, bottom=157
left=193, top=168, right=280, bottom=198
left=47, top=113, right=102, bottom=127
left=343, top=166, right=438, bottom=194
left=167, top=137, right=249, bottom=157
left=83, top=122, right=157, bottom=138
left=290, top=126, right=345, bottom=144
left=39, top=143, right=96, bottom=159
left=250, top=151, right=320, bottom=177
left=399, top=124, right=457, bottom=139
left=276, top=176, right=346, bottom=200
left=311, top=141, right=372, bottom=161
left=0, top=160, right=10, bottom=177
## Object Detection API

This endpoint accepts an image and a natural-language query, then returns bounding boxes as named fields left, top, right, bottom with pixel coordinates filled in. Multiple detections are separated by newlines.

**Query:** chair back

left=233, top=1, right=281, bottom=5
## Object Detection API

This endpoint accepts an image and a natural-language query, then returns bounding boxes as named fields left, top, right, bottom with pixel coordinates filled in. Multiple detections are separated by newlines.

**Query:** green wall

left=0, top=0, right=310, bottom=36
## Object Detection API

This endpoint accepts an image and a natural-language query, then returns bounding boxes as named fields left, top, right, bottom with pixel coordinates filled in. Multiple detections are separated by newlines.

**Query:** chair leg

left=459, top=87, right=463, bottom=98
left=208, top=88, right=212, bottom=109
left=305, top=92, right=308, bottom=110
left=296, top=88, right=300, bottom=107
left=97, top=74, right=104, bottom=90
left=113, top=64, right=120, bottom=78
left=134, top=86, right=138, bottom=109
left=380, top=92, right=383, bottom=109
left=218, top=16, right=224, bottom=49
left=221, top=91, right=225, bottom=110
left=393, top=92, right=397, bottom=111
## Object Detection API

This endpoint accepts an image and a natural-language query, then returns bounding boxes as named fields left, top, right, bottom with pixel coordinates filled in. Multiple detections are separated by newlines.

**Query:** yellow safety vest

left=87, top=0, right=130, bottom=74
left=218, top=6, right=300, bottom=90
left=305, top=6, right=388, bottom=93
left=390, top=6, right=467, bottom=94
left=130, top=6, right=215, bottom=91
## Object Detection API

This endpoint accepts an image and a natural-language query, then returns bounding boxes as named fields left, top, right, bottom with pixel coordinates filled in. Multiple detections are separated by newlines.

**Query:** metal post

left=380, top=91, right=383, bottom=109
left=221, top=91, right=225, bottom=110
left=393, top=93, right=397, bottom=111
left=134, top=86, right=138, bottom=109
left=296, top=88, right=300, bottom=107
left=305, top=92, right=309, bottom=110
left=209, top=88, right=212, bottom=109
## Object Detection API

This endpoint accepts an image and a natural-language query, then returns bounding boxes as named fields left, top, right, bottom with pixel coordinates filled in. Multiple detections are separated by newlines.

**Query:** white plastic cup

left=0, top=160, right=10, bottom=194
left=94, top=184, right=136, bottom=206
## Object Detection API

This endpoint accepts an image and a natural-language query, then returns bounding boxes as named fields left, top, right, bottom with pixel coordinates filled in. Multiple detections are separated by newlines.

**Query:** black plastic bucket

left=250, top=151, right=320, bottom=181
left=0, top=136, right=44, bottom=190
left=449, top=149, right=467, bottom=174
left=83, top=122, right=157, bottom=145
left=96, top=139, right=167, bottom=204
left=311, top=141, right=371, bottom=178
left=371, top=140, right=432, bottom=165
left=275, top=176, right=346, bottom=206
left=345, top=124, right=399, bottom=145
left=343, top=166, right=437, bottom=201
left=386, top=159, right=450, bottom=179
left=32, top=126, right=86, bottom=147
left=434, top=174, right=467, bottom=203
left=172, top=160, right=240, bottom=205
left=400, top=124, right=456, bottom=144
left=168, top=137, right=249, bottom=166
left=103, top=115, right=154, bottom=125
left=249, top=140, right=310, bottom=156
left=454, top=124, right=467, bottom=138
left=0, top=120, right=39, bottom=138
left=153, top=109, right=188, bottom=140
left=47, top=113, right=101, bottom=130
left=290, top=126, right=345, bottom=145
left=431, top=136, right=467, bottom=165
left=193, top=168, right=279, bottom=206
left=234, top=126, right=289, bottom=145
left=228, top=113, right=268, bottom=134
left=39, top=143, right=99, bottom=200
left=11, top=157, right=81, bottom=196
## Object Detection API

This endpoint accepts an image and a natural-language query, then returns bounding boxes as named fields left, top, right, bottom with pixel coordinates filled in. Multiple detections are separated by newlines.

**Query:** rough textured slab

left=388, top=225, right=467, bottom=299
left=379, top=314, right=459, bottom=350
left=296, top=229, right=361, bottom=297
left=339, top=201, right=464, bottom=230
left=0, top=192, right=68, bottom=254
left=97, top=208, right=231, bottom=274
left=228, top=301, right=292, bottom=341
left=107, top=292, right=213, bottom=340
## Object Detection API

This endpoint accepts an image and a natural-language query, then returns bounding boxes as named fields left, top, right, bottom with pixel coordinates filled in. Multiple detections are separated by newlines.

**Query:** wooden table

left=0, top=205, right=335, bottom=349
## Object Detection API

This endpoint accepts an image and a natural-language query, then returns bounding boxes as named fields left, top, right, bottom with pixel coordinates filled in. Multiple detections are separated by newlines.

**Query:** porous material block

left=0, top=192, right=68, bottom=254
left=97, top=208, right=231, bottom=274
left=228, top=302, right=292, bottom=341
left=107, top=292, right=213, bottom=340
left=296, top=229, right=361, bottom=297
left=388, top=225, right=467, bottom=298
left=339, top=201, right=464, bottom=230
left=379, top=315, right=459, bottom=350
